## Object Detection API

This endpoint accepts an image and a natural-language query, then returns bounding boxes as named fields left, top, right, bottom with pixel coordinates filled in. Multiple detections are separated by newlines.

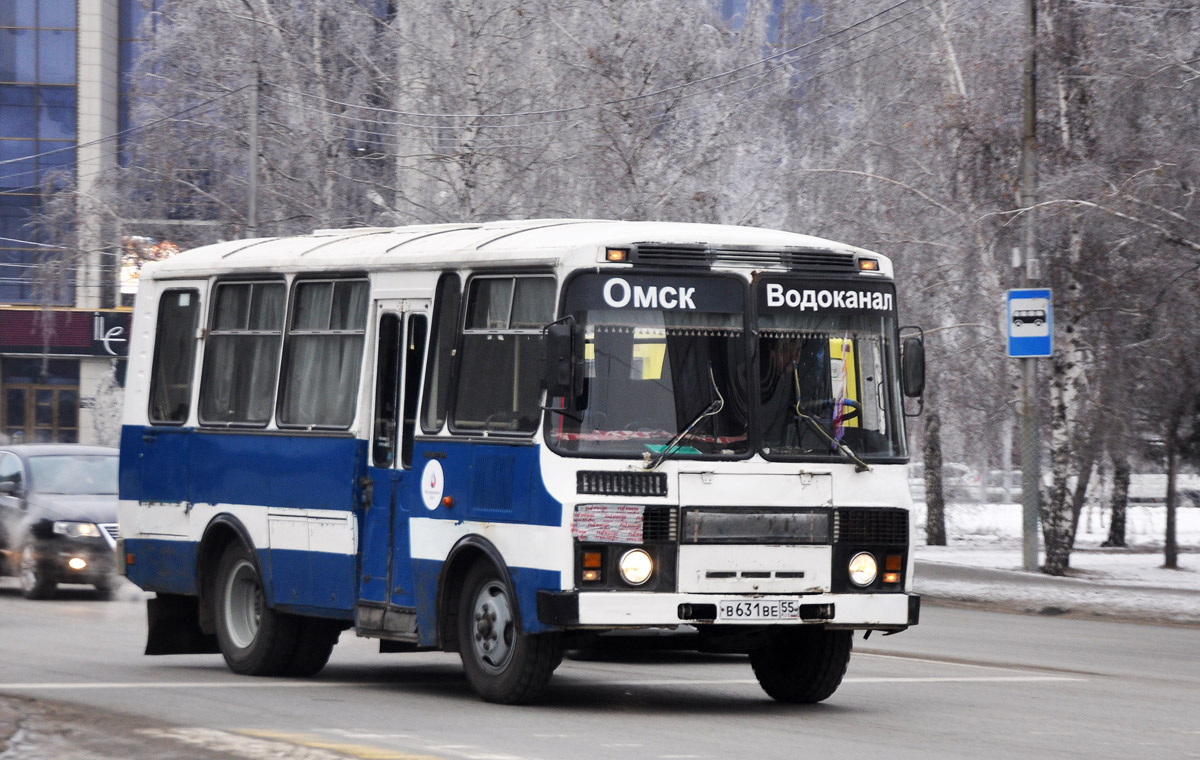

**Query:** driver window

left=452, top=275, right=555, bottom=434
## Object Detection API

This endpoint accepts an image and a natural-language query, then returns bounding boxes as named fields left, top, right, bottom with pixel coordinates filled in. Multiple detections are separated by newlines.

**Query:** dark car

left=0, top=444, right=120, bottom=599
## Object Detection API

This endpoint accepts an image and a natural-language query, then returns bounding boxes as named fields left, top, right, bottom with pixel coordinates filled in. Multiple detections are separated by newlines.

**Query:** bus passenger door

left=359, top=303, right=429, bottom=625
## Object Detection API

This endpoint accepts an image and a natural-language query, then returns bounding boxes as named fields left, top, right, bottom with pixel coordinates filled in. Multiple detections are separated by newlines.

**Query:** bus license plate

left=717, top=599, right=801, bottom=621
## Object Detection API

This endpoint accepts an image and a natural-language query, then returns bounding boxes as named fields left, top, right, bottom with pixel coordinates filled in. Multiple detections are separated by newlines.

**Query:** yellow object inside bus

left=829, top=338, right=859, bottom=428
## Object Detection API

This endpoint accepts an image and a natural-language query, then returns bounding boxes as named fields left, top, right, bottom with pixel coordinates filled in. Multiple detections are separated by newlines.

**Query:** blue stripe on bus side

left=408, top=439, right=562, bottom=527
left=124, top=537, right=199, bottom=595
left=124, top=537, right=356, bottom=617
left=121, top=425, right=366, bottom=510
left=268, top=548, right=357, bottom=614
left=121, top=426, right=564, bottom=629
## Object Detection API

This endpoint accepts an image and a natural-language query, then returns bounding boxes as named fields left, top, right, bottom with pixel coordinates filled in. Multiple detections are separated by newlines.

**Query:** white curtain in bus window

left=199, top=282, right=285, bottom=425
left=279, top=280, right=369, bottom=428
left=454, top=275, right=555, bottom=434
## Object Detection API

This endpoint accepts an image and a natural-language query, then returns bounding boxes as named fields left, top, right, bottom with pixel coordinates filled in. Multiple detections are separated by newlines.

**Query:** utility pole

left=1018, top=0, right=1040, bottom=572
left=247, top=59, right=260, bottom=239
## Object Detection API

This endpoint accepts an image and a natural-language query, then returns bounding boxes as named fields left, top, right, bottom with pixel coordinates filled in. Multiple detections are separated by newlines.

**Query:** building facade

left=0, top=0, right=158, bottom=444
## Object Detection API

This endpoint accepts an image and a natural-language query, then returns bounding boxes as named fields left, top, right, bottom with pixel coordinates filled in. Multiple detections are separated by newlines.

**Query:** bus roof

left=140, top=219, right=893, bottom=279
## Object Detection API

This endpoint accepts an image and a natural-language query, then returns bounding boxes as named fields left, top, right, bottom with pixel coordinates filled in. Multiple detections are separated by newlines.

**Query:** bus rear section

left=116, top=221, right=925, bottom=705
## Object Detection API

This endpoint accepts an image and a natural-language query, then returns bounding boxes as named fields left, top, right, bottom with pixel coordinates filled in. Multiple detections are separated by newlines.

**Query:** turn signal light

left=886, top=555, right=902, bottom=571
left=605, top=248, right=629, bottom=262
left=582, top=552, right=602, bottom=568
left=582, top=569, right=601, bottom=582
left=858, top=258, right=879, bottom=271
left=883, top=572, right=900, bottom=584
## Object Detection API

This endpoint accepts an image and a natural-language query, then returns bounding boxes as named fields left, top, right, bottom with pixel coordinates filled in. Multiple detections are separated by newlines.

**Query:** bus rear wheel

left=213, top=542, right=298, bottom=676
left=749, top=627, right=852, bottom=703
left=457, top=561, right=561, bottom=704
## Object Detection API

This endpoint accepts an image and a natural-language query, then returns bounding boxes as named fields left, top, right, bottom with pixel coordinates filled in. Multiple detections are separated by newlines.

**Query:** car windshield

left=28, top=455, right=119, bottom=495
left=755, top=277, right=906, bottom=460
left=547, top=273, right=749, bottom=459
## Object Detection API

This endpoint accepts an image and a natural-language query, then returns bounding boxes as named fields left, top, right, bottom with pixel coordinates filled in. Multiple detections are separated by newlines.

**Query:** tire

left=749, top=627, right=852, bottom=703
left=213, top=542, right=298, bottom=676
left=457, top=561, right=561, bottom=704
left=283, top=617, right=342, bottom=677
left=19, top=543, right=56, bottom=600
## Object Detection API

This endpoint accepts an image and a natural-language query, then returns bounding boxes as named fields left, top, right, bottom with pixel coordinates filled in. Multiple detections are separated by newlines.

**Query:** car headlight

left=618, top=548, right=654, bottom=586
left=53, top=521, right=102, bottom=539
left=848, top=552, right=878, bottom=587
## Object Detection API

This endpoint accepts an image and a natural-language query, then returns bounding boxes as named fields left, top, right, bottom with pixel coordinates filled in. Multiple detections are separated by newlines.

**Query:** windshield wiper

left=791, top=364, right=872, bottom=473
left=644, top=362, right=724, bottom=471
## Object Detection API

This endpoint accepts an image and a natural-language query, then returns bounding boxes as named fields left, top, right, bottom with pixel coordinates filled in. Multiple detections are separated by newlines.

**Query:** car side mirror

left=543, top=316, right=585, bottom=401
left=0, top=480, right=17, bottom=495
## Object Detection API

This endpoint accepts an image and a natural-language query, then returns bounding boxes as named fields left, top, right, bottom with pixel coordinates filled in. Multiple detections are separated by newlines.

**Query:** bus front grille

left=834, top=508, right=909, bottom=545
left=576, top=471, right=668, bottom=497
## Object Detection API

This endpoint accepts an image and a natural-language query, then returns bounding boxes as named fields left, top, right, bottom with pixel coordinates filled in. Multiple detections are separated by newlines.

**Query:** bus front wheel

left=749, top=627, right=852, bottom=703
left=213, top=542, right=298, bottom=676
left=457, top=561, right=561, bottom=704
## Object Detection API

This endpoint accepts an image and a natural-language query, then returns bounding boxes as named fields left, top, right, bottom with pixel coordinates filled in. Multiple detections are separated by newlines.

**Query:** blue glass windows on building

left=119, top=0, right=162, bottom=153
left=0, top=0, right=78, bottom=304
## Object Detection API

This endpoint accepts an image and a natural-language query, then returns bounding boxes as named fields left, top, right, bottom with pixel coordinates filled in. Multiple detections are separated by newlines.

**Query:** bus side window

left=148, top=289, right=200, bottom=425
left=401, top=315, right=428, bottom=468
left=453, top=275, right=555, bottom=434
left=371, top=313, right=402, bottom=467
left=421, top=274, right=461, bottom=434
left=278, top=279, right=369, bottom=428
left=199, top=281, right=286, bottom=426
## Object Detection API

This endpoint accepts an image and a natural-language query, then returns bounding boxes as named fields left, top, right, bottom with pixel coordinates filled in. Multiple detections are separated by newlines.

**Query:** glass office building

left=0, top=0, right=158, bottom=443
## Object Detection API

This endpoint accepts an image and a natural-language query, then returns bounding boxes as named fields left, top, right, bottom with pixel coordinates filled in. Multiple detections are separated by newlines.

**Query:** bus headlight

left=848, top=552, right=878, bottom=587
left=618, top=549, right=653, bottom=586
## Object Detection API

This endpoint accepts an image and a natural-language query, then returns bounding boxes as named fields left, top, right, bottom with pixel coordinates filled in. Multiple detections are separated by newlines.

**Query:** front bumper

left=29, top=538, right=117, bottom=585
left=539, top=590, right=920, bottom=631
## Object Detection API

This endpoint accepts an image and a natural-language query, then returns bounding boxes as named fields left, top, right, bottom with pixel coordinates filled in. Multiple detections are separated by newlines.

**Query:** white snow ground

left=911, top=501, right=1200, bottom=624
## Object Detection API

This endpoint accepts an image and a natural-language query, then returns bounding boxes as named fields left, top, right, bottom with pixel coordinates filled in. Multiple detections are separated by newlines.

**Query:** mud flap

left=145, top=593, right=220, bottom=655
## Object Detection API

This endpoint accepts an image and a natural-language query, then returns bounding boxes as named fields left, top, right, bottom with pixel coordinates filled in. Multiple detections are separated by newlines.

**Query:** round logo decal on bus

left=421, top=460, right=445, bottom=510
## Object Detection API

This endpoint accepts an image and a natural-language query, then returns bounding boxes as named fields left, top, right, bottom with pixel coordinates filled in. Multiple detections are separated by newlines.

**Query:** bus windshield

left=755, top=278, right=906, bottom=461
left=548, top=273, right=750, bottom=459
left=546, top=272, right=907, bottom=463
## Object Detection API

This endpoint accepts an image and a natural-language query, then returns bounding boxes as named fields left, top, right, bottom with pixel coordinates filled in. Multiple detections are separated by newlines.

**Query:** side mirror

left=543, top=317, right=585, bottom=400
left=901, top=328, right=926, bottom=401
left=0, top=480, right=17, bottom=495
left=901, top=336, right=925, bottom=398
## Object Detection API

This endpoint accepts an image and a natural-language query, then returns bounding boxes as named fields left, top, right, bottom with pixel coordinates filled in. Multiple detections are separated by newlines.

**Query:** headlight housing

left=618, top=548, right=654, bottom=586
left=53, top=521, right=102, bottom=539
left=847, top=552, right=878, bottom=587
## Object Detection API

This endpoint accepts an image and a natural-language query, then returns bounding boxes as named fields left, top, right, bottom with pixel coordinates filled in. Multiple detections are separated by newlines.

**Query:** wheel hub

left=470, top=581, right=514, bottom=673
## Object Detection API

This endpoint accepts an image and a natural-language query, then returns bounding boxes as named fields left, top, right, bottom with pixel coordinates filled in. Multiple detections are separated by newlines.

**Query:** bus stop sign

left=1007, top=288, right=1052, bottom=358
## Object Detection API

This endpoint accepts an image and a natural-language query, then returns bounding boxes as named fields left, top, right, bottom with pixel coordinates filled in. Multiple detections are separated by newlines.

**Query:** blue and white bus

left=117, top=219, right=926, bottom=704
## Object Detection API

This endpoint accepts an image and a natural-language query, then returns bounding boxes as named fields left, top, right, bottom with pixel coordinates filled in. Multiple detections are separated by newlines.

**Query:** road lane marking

left=847, top=676, right=1086, bottom=683
left=599, top=675, right=1085, bottom=686
left=0, top=680, right=354, bottom=690
left=240, top=730, right=446, bottom=760
left=139, top=728, right=447, bottom=760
